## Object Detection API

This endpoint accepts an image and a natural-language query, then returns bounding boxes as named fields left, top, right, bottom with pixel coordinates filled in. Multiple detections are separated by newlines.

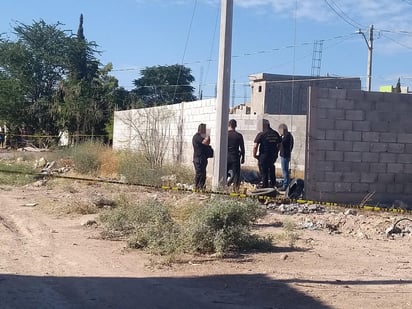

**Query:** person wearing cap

left=192, top=123, right=213, bottom=190
left=227, top=119, right=245, bottom=191
left=278, top=123, right=294, bottom=191
left=253, top=119, right=281, bottom=188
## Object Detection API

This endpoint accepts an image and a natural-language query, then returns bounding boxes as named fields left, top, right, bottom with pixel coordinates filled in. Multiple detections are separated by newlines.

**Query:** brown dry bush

left=98, top=148, right=119, bottom=177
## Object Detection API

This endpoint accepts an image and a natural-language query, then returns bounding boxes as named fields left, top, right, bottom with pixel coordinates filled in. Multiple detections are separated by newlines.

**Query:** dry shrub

left=100, top=199, right=181, bottom=255
left=170, top=194, right=206, bottom=223
left=98, top=148, right=119, bottom=177
left=118, top=150, right=193, bottom=186
left=275, top=219, right=300, bottom=247
left=100, top=196, right=273, bottom=256
left=71, top=141, right=104, bottom=175
left=183, top=198, right=272, bottom=254
left=66, top=198, right=99, bottom=215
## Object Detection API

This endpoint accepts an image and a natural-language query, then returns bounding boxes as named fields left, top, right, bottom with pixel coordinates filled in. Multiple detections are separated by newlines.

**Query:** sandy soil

left=1, top=180, right=412, bottom=309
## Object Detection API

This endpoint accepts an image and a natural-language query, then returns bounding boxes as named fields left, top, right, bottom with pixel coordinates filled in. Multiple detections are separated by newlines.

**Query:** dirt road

left=1, top=185, right=412, bottom=309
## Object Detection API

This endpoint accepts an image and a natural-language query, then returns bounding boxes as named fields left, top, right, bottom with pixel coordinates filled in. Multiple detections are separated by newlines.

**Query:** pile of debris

left=35, top=157, right=70, bottom=174
left=267, top=202, right=325, bottom=214
left=385, top=218, right=412, bottom=238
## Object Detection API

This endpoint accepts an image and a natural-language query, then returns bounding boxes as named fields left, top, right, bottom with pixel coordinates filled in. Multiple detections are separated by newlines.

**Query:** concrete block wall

left=249, top=74, right=361, bottom=115
left=306, top=87, right=412, bottom=205
left=113, top=99, right=307, bottom=177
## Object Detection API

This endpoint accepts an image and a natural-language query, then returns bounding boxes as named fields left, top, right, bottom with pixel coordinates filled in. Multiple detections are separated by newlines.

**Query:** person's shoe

left=280, top=186, right=287, bottom=191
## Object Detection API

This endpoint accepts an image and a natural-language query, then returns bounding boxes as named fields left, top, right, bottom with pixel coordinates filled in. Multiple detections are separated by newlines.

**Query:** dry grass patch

left=98, top=148, right=119, bottom=178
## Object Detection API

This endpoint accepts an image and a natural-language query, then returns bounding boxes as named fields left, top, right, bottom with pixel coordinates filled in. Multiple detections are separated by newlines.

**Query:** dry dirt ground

left=1, top=179, right=412, bottom=309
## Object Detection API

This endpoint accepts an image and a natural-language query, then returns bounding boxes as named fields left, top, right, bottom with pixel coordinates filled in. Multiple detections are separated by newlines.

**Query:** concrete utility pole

left=358, top=25, right=374, bottom=91
left=212, top=0, right=233, bottom=190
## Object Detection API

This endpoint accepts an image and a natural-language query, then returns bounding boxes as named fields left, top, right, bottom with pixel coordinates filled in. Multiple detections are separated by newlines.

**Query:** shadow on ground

left=0, top=273, right=332, bottom=309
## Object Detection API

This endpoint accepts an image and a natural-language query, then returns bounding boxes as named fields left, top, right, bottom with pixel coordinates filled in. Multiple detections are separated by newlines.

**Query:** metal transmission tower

left=311, top=40, right=324, bottom=77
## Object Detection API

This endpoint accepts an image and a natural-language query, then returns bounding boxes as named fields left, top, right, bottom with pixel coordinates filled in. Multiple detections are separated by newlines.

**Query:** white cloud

left=149, top=0, right=412, bottom=51
left=211, top=0, right=412, bottom=52
left=199, top=0, right=412, bottom=31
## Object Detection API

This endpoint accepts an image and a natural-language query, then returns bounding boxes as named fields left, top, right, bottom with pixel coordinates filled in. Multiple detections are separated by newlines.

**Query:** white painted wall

left=113, top=99, right=306, bottom=175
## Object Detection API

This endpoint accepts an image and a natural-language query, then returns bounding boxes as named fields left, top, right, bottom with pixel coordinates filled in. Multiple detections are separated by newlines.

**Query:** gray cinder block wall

left=305, top=87, right=412, bottom=205
left=249, top=73, right=361, bottom=115
left=113, top=99, right=307, bottom=175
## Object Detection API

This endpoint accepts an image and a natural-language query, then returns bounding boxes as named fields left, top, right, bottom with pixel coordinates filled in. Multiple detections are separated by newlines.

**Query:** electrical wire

left=172, top=0, right=198, bottom=102
left=290, top=0, right=298, bottom=130
left=202, top=5, right=220, bottom=90
left=111, top=34, right=356, bottom=73
left=377, top=29, right=412, bottom=36
left=328, top=0, right=365, bottom=28
left=324, top=0, right=363, bottom=29
left=381, top=34, right=412, bottom=50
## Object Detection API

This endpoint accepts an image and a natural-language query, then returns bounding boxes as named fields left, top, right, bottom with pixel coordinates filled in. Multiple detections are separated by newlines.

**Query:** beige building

left=248, top=73, right=361, bottom=115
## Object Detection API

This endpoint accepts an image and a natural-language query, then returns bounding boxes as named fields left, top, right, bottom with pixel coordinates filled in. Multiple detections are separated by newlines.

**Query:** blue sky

left=1, top=0, right=412, bottom=104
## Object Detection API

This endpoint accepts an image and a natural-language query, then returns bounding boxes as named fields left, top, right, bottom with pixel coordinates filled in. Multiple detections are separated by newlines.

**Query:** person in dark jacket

left=0, top=129, right=4, bottom=148
left=227, top=119, right=245, bottom=191
left=278, top=123, right=294, bottom=190
left=253, top=119, right=281, bottom=188
left=192, top=123, right=213, bottom=190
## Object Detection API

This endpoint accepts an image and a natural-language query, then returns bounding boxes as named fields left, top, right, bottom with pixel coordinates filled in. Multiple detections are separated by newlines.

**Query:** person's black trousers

left=193, top=157, right=208, bottom=190
left=227, top=155, right=241, bottom=190
left=258, top=158, right=276, bottom=188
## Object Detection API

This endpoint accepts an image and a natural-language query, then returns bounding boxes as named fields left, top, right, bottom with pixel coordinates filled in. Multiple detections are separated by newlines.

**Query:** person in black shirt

left=227, top=119, right=245, bottom=191
left=0, top=129, right=4, bottom=148
left=192, top=123, right=213, bottom=190
left=253, top=119, right=281, bottom=188
left=278, top=123, right=294, bottom=190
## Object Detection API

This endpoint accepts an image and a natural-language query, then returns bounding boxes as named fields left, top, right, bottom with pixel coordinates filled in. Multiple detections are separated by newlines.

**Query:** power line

left=381, top=33, right=412, bottom=50
left=120, top=76, right=365, bottom=91
left=172, top=0, right=198, bottom=102
left=202, top=5, right=220, bottom=88
left=111, top=33, right=356, bottom=73
left=377, top=29, right=412, bottom=36
left=324, top=0, right=364, bottom=29
left=248, top=33, right=356, bottom=81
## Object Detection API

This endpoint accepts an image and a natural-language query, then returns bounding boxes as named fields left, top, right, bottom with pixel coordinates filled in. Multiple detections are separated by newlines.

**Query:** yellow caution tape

left=0, top=168, right=411, bottom=214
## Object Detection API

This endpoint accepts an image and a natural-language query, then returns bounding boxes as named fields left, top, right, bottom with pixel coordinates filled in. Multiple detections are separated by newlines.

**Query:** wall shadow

left=0, top=273, right=332, bottom=309
left=279, top=278, right=412, bottom=286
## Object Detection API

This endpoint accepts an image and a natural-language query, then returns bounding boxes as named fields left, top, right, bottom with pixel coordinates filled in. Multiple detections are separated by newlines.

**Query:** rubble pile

left=267, top=202, right=325, bottom=214
left=35, top=157, right=71, bottom=175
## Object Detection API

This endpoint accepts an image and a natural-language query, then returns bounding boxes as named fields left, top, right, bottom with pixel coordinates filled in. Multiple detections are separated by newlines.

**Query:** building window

left=258, top=85, right=262, bottom=93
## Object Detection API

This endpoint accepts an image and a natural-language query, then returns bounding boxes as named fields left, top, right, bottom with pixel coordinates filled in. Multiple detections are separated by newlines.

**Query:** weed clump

left=100, top=197, right=272, bottom=256
left=183, top=198, right=271, bottom=254
left=0, top=162, right=36, bottom=186
left=100, top=199, right=181, bottom=255
left=118, top=151, right=193, bottom=186
left=71, top=141, right=104, bottom=175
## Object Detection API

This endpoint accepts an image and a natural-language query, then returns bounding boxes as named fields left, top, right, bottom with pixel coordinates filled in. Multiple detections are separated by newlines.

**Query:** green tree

left=0, top=20, right=71, bottom=134
left=56, top=14, right=108, bottom=142
left=132, top=64, right=196, bottom=106
left=0, top=73, right=25, bottom=131
left=0, top=17, right=130, bottom=143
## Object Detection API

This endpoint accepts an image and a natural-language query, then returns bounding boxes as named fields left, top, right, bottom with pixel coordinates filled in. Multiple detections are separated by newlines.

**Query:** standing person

left=0, top=129, right=4, bottom=148
left=192, top=123, right=213, bottom=190
left=253, top=119, right=281, bottom=188
left=278, top=123, right=294, bottom=191
left=227, top=119, right=245, bottom=192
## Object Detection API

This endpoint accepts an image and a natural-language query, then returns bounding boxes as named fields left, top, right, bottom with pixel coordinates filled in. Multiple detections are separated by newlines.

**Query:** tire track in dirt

left=0, top=215, right=19, bottom=233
